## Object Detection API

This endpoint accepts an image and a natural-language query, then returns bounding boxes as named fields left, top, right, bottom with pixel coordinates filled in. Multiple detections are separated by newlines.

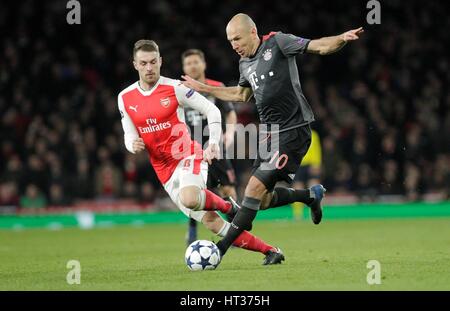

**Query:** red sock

left=232, top=230, right=274, bottom=254
left=203, top=189, right=232, bottom=214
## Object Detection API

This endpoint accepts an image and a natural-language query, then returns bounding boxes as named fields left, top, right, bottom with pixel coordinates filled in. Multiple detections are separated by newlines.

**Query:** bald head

left=227, top=13, right=257, bottom=32
left=226, top=13, right=260, bottom=58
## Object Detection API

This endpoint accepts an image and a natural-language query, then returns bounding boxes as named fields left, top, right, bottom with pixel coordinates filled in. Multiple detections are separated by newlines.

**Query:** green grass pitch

left=1, top=218, right=449, bottom=290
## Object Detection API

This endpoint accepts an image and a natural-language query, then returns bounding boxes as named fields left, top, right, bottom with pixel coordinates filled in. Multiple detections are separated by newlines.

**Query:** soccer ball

left=185, top=240, right=221, bottom=271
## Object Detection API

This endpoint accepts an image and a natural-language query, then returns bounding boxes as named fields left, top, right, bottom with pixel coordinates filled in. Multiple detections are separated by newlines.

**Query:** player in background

left=183, top=13, right=364, bottom=262
left=181, top=49, right=239, bottom=245
left=118, top=39, right=282, bottom=265
left=292, top=129, right=322, bottom=219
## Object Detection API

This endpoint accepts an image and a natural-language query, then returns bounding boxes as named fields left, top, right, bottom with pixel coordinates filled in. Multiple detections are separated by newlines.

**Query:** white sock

left=217, top=221, right=231, bottom=237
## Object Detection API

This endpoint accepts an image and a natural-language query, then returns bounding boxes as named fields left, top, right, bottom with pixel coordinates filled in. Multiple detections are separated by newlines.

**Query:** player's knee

left=179, top=186, right=201, bottom=210
left=201, top=212, right=223, bottom=234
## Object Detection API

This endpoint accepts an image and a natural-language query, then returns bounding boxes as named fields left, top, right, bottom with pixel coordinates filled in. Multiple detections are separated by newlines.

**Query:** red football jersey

left=118, top=76, right=221, bottom=184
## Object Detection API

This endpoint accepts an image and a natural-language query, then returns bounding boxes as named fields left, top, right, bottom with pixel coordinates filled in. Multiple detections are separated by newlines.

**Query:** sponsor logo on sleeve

left=186, top=89, right=195, bottom=98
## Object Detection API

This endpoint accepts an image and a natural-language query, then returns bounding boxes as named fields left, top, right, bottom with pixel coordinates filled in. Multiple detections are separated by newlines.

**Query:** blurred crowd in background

left=0, top=0, right=448, bottom=210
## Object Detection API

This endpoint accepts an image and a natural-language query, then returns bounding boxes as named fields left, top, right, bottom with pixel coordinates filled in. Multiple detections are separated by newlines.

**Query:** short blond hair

left=133, top=40, right=159, bottom=58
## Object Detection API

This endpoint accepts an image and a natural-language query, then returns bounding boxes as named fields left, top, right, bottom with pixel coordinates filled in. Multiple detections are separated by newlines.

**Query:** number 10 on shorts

left=269, top=151, right=288, bottom=169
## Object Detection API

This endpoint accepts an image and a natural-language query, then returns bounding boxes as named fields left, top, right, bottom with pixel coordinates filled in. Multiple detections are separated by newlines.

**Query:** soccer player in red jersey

left=118, top=40, right=281, bottom=264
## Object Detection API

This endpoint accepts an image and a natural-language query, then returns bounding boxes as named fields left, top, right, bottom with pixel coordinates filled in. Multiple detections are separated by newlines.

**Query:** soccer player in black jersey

left=183, top=13, right=363, bottom=264
left=181, top=49, right=239, bottom=245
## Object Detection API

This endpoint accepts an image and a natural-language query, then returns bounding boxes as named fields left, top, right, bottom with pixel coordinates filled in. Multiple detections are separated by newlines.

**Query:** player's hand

left=181, top=75, right=208, bottom=93
left=341, top=27, right=364, bottom=42
left=203, top=143, right=220, bottom=165
left=132, top=138, right=146, bottom=153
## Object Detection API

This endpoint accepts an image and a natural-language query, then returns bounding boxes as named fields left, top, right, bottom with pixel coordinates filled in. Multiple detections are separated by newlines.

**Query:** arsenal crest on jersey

left=160, top=97, right=170, bottom=107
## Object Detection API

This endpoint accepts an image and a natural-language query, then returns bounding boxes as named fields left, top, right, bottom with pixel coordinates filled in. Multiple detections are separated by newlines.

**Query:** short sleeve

left=275, top=32, right=311, bottom=57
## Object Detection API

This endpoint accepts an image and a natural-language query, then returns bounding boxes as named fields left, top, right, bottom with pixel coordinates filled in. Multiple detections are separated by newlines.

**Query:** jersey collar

left=136, top=77, right=161, bottom=96
left=247, top=37, right=264, bottom=59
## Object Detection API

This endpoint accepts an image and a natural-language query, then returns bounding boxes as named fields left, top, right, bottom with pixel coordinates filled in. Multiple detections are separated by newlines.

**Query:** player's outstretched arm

left=181, top=75, right=253, bottom=102
left=307, top=27, right=364, bottom=55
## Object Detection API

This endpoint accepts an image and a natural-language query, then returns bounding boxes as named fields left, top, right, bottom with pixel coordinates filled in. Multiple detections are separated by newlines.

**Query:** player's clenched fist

left=132, top=138, right=146, bottom=153
left=203, top=143, right=220, bottom=164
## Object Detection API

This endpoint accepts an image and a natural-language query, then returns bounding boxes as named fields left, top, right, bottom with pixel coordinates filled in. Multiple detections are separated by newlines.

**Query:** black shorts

left=251, top=125, right=312, bottom=191
left=207, top=158, right=236, bottom=189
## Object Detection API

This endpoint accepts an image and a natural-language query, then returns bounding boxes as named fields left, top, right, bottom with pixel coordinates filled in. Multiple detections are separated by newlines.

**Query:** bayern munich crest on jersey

left=263, top=49, right=272, bottom=61
left=160, top=97, right=170, bottom=107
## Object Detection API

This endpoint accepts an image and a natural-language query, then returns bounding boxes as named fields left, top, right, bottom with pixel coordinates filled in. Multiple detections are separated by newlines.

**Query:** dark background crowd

left=0, top=0, right=448, bottom=210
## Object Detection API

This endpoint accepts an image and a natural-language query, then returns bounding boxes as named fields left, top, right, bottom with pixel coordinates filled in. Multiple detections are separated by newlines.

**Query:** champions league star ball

left=185, top=240, right=221, bottom=271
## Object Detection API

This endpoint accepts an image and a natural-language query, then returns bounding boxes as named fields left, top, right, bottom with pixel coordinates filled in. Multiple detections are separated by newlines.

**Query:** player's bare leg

left=186, top=185, right=237, bottom=246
